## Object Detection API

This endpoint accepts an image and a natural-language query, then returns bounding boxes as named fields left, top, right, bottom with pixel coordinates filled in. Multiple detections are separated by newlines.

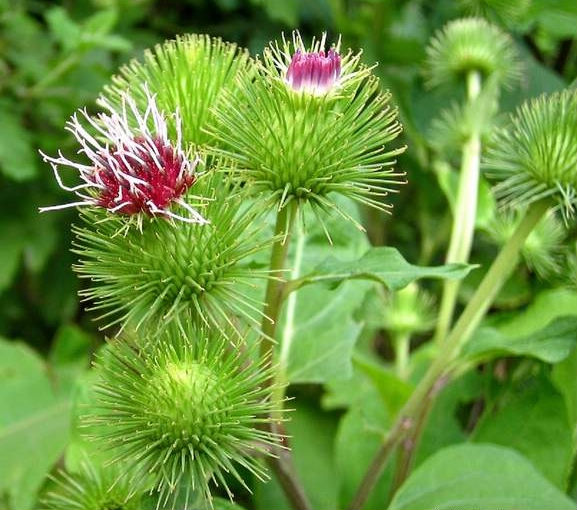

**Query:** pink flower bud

left=286, top=47, right=341, bottom=95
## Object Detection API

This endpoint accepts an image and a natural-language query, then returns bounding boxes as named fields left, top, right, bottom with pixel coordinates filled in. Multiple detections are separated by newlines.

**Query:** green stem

left=347, top=200, right=549, bottom=510
left=277, top=220, right=306, bottom=397
left=258, top=203, right=311, bottom=510
left=393, top=332, right=411, bottom=381
left=260, top=203, right=297, bottom=361
left=434, top=70, right=483, bottom=344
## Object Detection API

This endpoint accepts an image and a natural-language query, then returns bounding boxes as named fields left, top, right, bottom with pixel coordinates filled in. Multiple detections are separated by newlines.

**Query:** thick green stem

left=260, top=204, right=297, bottom=361
left=258, top=203, right=311, bottom=510
left=434, top=70, right=483, bottom=344
left=348, top=200, right=549, bottom=510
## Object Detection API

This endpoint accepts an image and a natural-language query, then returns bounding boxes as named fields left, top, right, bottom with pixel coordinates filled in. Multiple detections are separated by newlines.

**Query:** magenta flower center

left=91, top=137, right=195, bottom=215
left=286, top=48, right=342, bottom=95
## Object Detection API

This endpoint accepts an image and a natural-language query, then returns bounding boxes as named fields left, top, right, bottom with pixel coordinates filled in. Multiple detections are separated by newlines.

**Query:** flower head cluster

left=87, top=325, right=282, bottom=506
left=40, top=88, right=204, bottom=224
left=485, top=89, right=577, bottom=221
left=286, top=46, right=341, bottom=95
left=425, top=17, right=520, bottom=89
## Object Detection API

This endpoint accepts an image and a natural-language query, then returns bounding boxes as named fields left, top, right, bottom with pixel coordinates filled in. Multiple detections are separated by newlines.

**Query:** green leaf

left=260, top=0, right=299, bottom=26
left=255, top=401, right=339, bottom=510
left=284, top=280, right=368, bottom=383
left=472, top=378, right=573, bottom=488
left=49, top=324, right=92, bottom=368
left=388, top=444, right=575, bottom=510
left=0, top=338, right=72, bottom=509
left=416, top=372, right=483, bottom=466
left=293, top=246, right=474, bottom=292
left=552, top=346, right=577, bottom=433
left=45, top=7, right=81, bottom=52
left=0, top=102, right=38, bottom=181
left=334, top=378, right=392, bottom=509
left=354, top=354, right=413, bottom=417
left=0, top=221, right=25, bottom=293
left=463, top=316, right=577, bottom=364
left=279, top=199, right=372, bottom=384
left=495, top=287, right=577, bottom=336
left=83, top=9, right=117, bottom=35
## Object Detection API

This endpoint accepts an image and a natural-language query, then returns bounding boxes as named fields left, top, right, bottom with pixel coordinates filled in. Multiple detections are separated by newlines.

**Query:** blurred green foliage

left=1, top=0, right=576, bottom=508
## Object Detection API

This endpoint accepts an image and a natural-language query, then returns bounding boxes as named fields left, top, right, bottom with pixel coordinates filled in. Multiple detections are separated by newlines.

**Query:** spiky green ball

left=73, top=169, right=269, bottom=335
left=485, top=90, right=577, bottom=220
left=458, top=0, right=531, bottom=25
left=88, top=325, right=281, bottom=506
left=487, top=210, right=567, bottom=278
left=43, top=461, right=141, bottom=510
left=425, top=17, right=520, bottom=89
left=101, top=34, right=254, bottom=147
left=383, top=283, right=436, bottom=334
left=213, top=34, right=406, bottom=218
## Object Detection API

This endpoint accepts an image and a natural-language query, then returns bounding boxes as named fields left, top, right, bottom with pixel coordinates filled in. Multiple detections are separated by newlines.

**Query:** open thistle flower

left=74, top=169, right=271, bottom=336
left=485, top=89, right=577, bottom=221
left=43, top=460, right=142, bottom=510
left=40, top=87, right=204, bottom=225
left=87, top=325, right=282, bottom=507
left=101, top=34, right=254, bottom=148
left=425, top=17, right=520, bottom=89
left=283, top=35, right=341, bottom=95
left=213, top=31, right=406, bottom=222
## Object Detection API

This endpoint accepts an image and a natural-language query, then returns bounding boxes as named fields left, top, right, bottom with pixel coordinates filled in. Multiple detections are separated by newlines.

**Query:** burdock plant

left=40, top=23, right=546, bottom=510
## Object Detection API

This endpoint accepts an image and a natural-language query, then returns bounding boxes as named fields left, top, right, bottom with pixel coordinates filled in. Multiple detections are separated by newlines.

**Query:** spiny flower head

left=101, top=34, right=254, bottom=148
left=73, top=168, right=271, bottom=337
left=485, top=89, right=577, bottom=221
left=213, top=31, right=406, bottom=221
left=425, top=17, right=520, bottom=89
left=87, top=325, right=283, bottom=506
left=40, top=87, right=204, bottom=224
left=43, top=460, right=142, bottom=510
left=486, top=210, right=567, bottom=278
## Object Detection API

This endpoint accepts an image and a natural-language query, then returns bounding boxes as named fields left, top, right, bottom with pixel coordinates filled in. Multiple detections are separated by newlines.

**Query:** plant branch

left=260, top=203, right=297, bottom=361
left=434, top=70, right=483, bottom=344
left=389, top=374, right=449, bottom=498
left=259, top=202, right=312, bottom=510
left=347, top=200, right=550, bottom=510
left=266, top=422, right=312, bottom=510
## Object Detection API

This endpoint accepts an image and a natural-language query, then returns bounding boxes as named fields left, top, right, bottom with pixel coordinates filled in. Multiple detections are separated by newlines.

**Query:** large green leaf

left=334, top=376, right=393, bottom=509
left=255, top=400, right=340, bottom=510
left=472, top=378, right=573, bottom=488
left=0, top=338, right=72, bottom=509
left=495, top=288, right=577, bottom=336
left=463, top=316, right=577, bottom=364
left=552, top=346, right=577, bottom=428
left=290, top=247, right=474, bottom=292
left=278, top=200, right=372, bottom=384
left=388, top=444, right=575, bottom=510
